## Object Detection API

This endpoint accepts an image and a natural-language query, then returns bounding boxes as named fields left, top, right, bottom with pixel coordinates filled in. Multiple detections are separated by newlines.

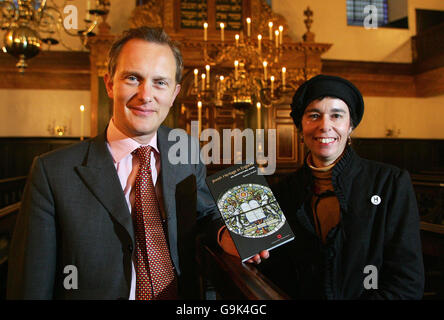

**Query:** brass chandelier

left=1, top=0, right=109, bottom=73
left=191, top=17, right=304, bottom=110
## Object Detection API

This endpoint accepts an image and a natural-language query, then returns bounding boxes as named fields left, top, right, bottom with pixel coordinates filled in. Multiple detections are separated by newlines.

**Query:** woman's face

left=301, top=97, right=353, bottom=167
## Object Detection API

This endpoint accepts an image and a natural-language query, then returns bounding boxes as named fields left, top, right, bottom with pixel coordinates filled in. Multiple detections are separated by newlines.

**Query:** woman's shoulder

left=352, top=152, right=409, bottom=182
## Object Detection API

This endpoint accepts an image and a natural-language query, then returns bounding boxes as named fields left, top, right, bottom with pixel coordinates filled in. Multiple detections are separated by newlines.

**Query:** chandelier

left=190, top=11, right=314, bottom=111
left=1, top=0, right=110, bottom=73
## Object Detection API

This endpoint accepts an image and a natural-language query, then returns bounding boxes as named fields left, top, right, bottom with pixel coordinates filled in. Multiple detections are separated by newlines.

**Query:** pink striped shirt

left=106, top=118, right=160, bottom=300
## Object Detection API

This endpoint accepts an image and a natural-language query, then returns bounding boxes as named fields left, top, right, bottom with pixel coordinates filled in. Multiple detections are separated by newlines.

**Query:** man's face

left=301, top=97, right=353, bottom=167
left=104, top=39, right=181, bottom=144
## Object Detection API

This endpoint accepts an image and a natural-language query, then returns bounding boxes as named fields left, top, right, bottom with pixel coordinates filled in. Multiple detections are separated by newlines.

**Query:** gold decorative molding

left=250, top=0, right=289, bottom=42
left=129, top=0, right=164, bottom=29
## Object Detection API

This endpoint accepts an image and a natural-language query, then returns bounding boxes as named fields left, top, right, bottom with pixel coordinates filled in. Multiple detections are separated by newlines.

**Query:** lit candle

left=80, top=105, right=85, bottom=141
left=203, top=22, right=208, bottom=41
left=279, top=25, right=283, bottom=44
left=275, top=30, right=279, bottom=48
left=256, top=102, right=261, bottom=129
left=197, top=101, right=202, bottom=137
left=257, top=34, right=262, bottom=55
left=201, top=73, right=206, bottom=91
left=268, top=21, right=273, bottom=40
left=194, top=68, right=198, bottom=88
left=218, top=75, right=224, bottom=100
left=205, top=65, right=210, bottom=86
left=263, top=61, right=268, bottom=80
left=270, top=76, right=275, bottom=97
left=86, top=0, right=91, bottom=21
left=235, top=34, right=239, bottom=48
left=246, top=17, right=251, bottom=37
left=282, top=67, right=286, bottom=87
left=234, top=60, right=239, bottom=80
left=220, top=23, right=225, bottom=42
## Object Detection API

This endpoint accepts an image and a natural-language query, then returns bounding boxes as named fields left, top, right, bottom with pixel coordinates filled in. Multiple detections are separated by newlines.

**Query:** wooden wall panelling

left=0, top=51, right=90, bottom=90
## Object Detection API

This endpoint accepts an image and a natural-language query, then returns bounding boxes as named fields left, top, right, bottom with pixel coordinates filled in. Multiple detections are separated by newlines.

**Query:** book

left=206, top=163, right=294, bottom=262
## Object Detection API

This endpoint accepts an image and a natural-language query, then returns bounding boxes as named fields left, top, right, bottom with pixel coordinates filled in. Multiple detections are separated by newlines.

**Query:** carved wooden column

left=86, top=18, right=115, bottom=137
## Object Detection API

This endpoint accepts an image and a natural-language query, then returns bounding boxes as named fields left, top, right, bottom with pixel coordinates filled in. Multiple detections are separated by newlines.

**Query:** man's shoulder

left=38, top=134, right=103, bottom=165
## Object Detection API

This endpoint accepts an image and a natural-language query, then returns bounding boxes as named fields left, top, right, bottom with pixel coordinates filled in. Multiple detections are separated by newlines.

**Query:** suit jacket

left=7, top=125, right=220, bottom=299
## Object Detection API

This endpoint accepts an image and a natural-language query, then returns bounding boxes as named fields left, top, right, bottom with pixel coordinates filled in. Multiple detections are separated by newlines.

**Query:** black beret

left=290, top=74, right=364, bottom=129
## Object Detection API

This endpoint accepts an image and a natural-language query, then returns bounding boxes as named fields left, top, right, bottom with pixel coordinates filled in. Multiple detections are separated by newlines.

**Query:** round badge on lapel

left=371, top=195, right=381, bottom=205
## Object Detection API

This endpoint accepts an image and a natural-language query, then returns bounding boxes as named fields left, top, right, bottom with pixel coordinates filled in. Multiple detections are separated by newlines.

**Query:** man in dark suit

left=7, top=27, right=220, bottom=300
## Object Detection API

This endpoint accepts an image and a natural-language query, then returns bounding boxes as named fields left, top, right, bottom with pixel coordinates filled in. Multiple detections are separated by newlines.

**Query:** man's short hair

left=107, top=27, right=183, bottom=84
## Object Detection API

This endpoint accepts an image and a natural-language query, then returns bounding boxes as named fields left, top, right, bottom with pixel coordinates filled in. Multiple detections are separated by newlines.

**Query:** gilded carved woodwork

left=129, top=0, right=163, bottom=29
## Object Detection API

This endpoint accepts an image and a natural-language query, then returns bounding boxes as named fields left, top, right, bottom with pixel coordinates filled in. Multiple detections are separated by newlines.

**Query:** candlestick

left=201, top=73, right=206, bottom=91
left=220, top=23, right=225, bottom=42
left=235, top=34, right=239, bottom=48
left=263, top=61, right=268, bottom=80
left=205, top=65, right=210, bottom=86
left=270, top=76, right=275, bottom=97
left=257, top=34, right=262, bottom=55
left=86, top=0, right=91, bottom=21
left=282, top=67, right=286, bottom=87
left=234, top=60, right=239, bottom=80
left=203, top=22, right=208, bottom=41
left=216, top=76, right=220, bottom=101
left=279, top=25, right=283, bottom=44
left=197, top=101, right=202, bottom=138
left=256, top=102, right=261, bottom=129
left=246, top=17, right=251, bottom=37
left=275, top=30, right=279, bottom=48
left=268, top=21, right=273, bottom=40
left=80, top=105, right=85, bottom=141
left=194, top=68, right=198, bottom=88
left=218, top=75, right=224, bottom=100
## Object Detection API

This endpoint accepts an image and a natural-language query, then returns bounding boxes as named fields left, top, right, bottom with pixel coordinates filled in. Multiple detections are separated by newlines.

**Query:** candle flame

left=80, top=105, right=85, bottom=112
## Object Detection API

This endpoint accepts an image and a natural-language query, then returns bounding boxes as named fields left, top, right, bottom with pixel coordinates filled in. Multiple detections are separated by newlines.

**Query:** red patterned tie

left=132, top=146, right=177, bottom=300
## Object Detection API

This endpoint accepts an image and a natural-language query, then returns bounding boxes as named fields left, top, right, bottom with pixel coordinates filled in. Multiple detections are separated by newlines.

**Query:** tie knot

left=133, top=146, right=152, bottom=167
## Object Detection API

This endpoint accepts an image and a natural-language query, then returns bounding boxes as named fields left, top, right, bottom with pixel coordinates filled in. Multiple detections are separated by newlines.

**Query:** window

left=346, top=0, right=388, bottom=27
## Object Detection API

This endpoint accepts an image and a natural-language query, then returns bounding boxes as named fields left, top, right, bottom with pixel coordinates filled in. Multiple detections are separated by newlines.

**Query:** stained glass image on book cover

left=206, top=164, right=294, bottom=262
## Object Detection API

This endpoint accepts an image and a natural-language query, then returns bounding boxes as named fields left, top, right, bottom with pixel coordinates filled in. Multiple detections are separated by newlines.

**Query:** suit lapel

left=157, top=126, right=177, bottom=222
left=75, top=133, right=134, bottom=244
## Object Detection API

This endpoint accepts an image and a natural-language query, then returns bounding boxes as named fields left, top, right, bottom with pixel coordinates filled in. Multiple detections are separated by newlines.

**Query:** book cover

left=206, top=163, right=294, bottom=262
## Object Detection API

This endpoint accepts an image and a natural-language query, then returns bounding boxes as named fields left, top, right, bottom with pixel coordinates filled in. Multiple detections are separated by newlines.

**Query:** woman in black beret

left=254, top=74, right=425, bottom=299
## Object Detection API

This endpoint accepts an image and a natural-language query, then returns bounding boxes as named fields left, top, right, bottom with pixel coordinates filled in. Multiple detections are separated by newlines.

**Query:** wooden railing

left=412, top=22, right=444, bottom=70
left=197, top=240, right=289, bottom=300
left=0, top=176, right=26, bottom=208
